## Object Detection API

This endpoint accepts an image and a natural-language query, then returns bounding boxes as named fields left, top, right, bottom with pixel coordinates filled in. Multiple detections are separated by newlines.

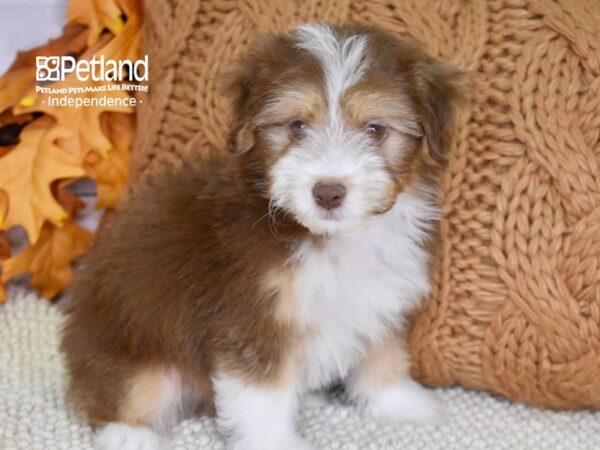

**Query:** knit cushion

left=132, top=0, right=600, bottom=409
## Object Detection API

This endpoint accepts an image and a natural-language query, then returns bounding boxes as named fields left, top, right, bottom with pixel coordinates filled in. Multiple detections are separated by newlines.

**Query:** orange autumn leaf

left=1, top=220, right=92, bottom=300
left=0, top=233, right=9, bottom=260
left=0, top=111, right=36, bottom=157
left=14, top=31, right=134, bottom=161
left=0, top=147, right=15, bottom=159
left=0, top=117, right=85, bottom=243
left=0, top=0, right=142, bottom=301
left=116, top=0, right=139, bottom=18
left=68, top=0, right=125, bottom=45
left=0, top=24, right=89, bottom=113
left=0, top=230, right=8, bottom=302
left=0, top=189, right=7, bottom=227
left=98, top=0, right=141, bottom=63
left=54, top=181, right=87, bottom=216
left=1, top=183, right=87, bottom=301
left=85, top=112, right=132, bottom=208
left=0, top=110, right=35, bottom=129
left=16, top=75, right=134, bottom=160
left=0, top=145, right=16, bottom=159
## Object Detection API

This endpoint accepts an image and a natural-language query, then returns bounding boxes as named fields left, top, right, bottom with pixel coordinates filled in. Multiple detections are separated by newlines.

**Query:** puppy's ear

left=413, top=59, right=470, bottom=165
left=220, top=61, right=256, bottom=154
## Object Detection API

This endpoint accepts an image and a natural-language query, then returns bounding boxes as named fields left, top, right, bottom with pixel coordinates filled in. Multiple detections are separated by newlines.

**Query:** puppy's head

left=224, top=23, right=467, bottom=235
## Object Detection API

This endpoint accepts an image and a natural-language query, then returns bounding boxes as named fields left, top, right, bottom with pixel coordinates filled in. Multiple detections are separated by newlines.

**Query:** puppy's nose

left=312, top=183, right=347, bottom=210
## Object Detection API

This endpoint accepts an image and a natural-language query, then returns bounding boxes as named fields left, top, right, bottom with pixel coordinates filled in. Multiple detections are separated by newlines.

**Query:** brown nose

left=312, top=183, right=347, bottom=210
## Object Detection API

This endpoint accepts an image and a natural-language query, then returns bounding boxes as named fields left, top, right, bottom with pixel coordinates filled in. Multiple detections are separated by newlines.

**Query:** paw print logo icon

left=36, top=56, right=62, bottom=82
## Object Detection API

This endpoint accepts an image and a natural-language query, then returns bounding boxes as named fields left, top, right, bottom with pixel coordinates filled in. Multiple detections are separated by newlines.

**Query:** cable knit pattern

left=130, top=0, right=600, bottom=409
left=1, top=287, right=600, bottom=449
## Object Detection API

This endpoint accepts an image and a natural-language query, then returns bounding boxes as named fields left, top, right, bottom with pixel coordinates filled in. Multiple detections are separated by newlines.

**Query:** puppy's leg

left=96, top=424, right=165, bottom=450
left=347, top=330, right=443, bottom=425
left=96, top=366, right=187, bottom=450
left=213, top=372, right=313, bottom=450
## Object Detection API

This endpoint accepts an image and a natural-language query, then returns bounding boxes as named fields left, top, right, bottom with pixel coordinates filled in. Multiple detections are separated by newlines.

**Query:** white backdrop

left=0, top=0, right=68, bottom=74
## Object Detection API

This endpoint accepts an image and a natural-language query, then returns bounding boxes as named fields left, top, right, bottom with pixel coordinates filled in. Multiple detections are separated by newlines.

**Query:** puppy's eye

left=289, top=120, right=307, bottom=138
left=365, top=123, right=387, bottom=141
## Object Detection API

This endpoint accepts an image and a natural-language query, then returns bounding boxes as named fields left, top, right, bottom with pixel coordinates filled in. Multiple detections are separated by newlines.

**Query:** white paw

left=231, top=434, right=315, bottom=450
left=96, top=423, right=166, bottom=450
left=284, top=435, right=316, bottom=450
left=364, top=380, right=444, bottom=425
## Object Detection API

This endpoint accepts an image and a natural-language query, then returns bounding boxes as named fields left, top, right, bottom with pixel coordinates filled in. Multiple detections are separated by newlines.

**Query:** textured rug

left=1, top=287, right=599, bottom=450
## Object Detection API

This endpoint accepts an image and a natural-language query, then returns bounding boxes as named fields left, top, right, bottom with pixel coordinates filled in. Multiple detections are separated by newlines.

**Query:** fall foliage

left=0, top=0, right=142, bottom=301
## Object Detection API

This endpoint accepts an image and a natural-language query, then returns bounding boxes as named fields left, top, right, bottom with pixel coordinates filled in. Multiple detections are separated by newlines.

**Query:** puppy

left=61, top=23, right=466, bottom=450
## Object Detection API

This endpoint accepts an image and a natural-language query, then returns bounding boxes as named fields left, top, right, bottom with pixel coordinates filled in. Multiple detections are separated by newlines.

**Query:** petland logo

left=36, top=55, right=149, bottom=82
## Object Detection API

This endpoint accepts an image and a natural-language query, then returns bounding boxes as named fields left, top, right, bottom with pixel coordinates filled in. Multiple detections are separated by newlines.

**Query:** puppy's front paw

left=364, top=380, right=443, bottom=425
left=282, top=435, right=316, bottom=450
left=96, top=423, right=166, bottom=450
left=231, top=435, right=315, bottom=450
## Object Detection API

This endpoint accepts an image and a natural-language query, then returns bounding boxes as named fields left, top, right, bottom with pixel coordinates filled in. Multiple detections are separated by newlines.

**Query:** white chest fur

left=291, top=190, right=436, bottom=390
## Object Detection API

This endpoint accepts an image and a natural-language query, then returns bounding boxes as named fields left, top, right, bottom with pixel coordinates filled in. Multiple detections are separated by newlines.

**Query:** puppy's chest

left=290, top=207, right=432, bottom=389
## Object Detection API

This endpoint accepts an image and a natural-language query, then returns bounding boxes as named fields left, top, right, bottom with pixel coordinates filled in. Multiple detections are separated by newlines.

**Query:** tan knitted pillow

left=132, top=0, right=600, bottom=409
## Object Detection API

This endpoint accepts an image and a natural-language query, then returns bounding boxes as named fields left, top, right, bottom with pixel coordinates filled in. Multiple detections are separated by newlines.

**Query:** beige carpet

left=1, top=285, right=599, bottom=450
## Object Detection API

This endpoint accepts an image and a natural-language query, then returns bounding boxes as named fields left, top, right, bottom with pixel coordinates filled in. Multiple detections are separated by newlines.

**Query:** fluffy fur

left=61, top=23, right=466, bottom=450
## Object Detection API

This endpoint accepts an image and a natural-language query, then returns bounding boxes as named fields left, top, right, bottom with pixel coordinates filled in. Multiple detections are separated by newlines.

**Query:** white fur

left=269, top=124, right=394, bottom=234
left=274, top=24, right=377, bottom=235
left=213, top=372, right=314, bottom=450
left=302, top=390, right=331, bottom=408
left=294, top=23, right=369, bottom=114
left=96, top=423, right=165, bottom=450
left=293, top=188, right=436, bottom=390
left=292, top=188, right=442, bottom=425
left=150, top=368, right=187, bottom=432
left=354, top=379, right=444, bottom=425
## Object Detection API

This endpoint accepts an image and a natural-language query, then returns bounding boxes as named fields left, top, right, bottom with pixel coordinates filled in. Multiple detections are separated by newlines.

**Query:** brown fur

left=60, top=23, right=466, bottom=428
left=61, top=157, right=307, bottom=423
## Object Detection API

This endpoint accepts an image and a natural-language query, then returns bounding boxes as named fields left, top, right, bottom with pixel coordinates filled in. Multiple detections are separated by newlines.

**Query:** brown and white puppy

left=61, top=23, right=466, bottom=450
